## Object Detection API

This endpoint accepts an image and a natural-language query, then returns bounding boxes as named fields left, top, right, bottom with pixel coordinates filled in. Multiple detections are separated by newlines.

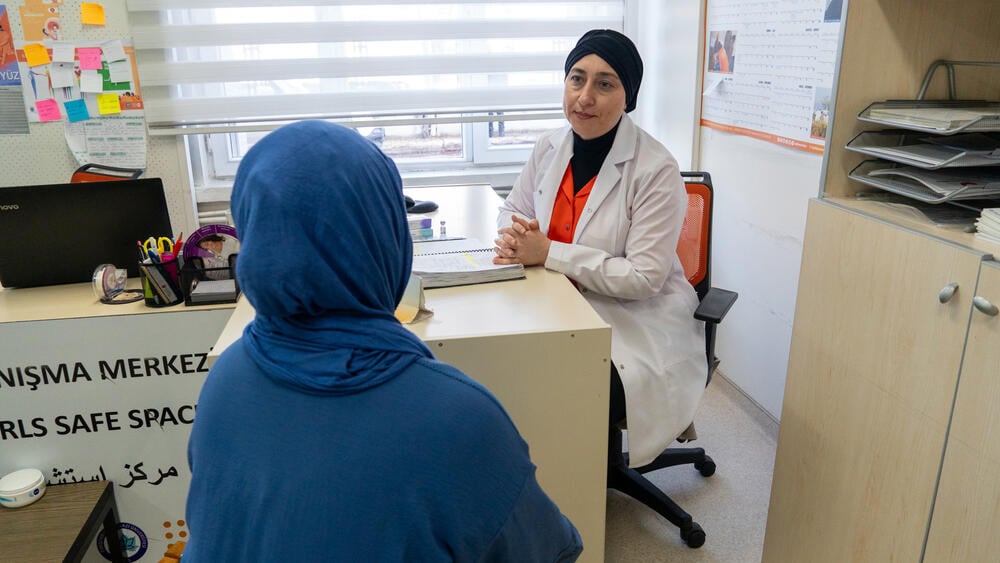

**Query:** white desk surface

left=0, top=279, right=234, bottom=324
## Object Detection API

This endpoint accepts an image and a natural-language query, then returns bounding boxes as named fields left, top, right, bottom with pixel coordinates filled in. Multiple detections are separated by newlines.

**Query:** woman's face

left=563, top=54, right=627, bottom=140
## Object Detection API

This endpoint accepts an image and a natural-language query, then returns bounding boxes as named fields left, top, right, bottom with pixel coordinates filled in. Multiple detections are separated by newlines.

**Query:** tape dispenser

left=92, top=264, right=144, bottom=304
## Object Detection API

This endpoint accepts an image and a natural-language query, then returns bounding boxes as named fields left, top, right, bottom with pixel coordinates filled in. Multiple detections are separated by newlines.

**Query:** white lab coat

left=498, top=114, right=707, bottom=468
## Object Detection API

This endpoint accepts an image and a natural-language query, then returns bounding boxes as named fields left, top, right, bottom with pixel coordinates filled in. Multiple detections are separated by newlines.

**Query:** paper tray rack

left=858, top=100, right=1000, bottom=135
left=847, top=160, right=1000, bottom=209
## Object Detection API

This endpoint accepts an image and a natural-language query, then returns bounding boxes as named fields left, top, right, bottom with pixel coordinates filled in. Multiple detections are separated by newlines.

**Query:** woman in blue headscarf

left=184, top=120, right=582, bottom=562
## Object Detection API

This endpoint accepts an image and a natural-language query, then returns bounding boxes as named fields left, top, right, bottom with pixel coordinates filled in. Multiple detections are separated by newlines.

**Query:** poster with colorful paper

left=0, top=5, right=18, bottom=82
left=19, top=0, right=62, bottom=41
left=15, top=39, right=144, bottom=122
left=0, top=4, right=30, bottom=134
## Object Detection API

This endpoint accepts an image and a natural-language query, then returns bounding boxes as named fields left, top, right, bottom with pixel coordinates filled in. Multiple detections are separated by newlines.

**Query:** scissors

left=143, top=236, right=173, bottom=255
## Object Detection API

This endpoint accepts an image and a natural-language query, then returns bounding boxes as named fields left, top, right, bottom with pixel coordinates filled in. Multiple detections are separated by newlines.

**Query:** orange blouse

left=548, top=165, right=596, bottom=244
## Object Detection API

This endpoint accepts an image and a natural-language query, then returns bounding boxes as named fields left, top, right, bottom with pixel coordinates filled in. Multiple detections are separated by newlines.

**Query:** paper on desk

left=395, top=273, right=433, bottom=324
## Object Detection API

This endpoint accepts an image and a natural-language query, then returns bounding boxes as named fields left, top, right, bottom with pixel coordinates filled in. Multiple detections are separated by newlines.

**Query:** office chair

left=71, top=163, right=144, bottom=183
left=606, top=171, right=738, bottom=548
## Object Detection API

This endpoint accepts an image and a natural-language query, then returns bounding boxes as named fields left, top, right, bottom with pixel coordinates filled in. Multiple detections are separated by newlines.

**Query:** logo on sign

left=97, top=521, right=149, bottom=562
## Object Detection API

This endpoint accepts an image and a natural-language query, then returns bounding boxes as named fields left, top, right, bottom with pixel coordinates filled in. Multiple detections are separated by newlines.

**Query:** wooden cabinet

left=923, top=261, right=1000, bottom=561
left=763, top=200, right=986, bottom=561
left=764, top=0, right=1000, bottom=560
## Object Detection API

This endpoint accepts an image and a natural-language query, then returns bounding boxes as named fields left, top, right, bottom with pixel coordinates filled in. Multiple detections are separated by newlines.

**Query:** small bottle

left=439, top=220, right=447, bottom=237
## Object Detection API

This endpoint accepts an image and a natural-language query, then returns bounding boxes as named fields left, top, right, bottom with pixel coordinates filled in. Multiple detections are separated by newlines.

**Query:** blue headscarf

left=230, top=120, right=432, bottom=394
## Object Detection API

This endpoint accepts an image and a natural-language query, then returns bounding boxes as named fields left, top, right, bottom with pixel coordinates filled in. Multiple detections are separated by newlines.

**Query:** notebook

left=0, top=178, right=173, bottom=288
left=411, top=238, right=525, bottom=289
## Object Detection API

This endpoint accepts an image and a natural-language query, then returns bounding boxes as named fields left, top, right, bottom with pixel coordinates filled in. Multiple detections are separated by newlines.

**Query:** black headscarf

left=564, top=29, right=643, bottom=113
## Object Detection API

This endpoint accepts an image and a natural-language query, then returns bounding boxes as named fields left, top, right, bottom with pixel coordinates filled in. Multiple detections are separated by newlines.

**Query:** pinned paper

left=101, top=39, right=126, bottom=62
left=108, top=59, right=131, bottom=84
left=23, top=43, right=51, bottom=67
left=77, top=47, right=102, bottom=70
left=81, top=3, right=106, bottom=26
left=50, top=62, right=75, bottom=88
left=79, top=69, right=103, bottom=92
left=19, top=2, right=62, bottom=42
left=36, top=98, right=61, bottom=122
left=64, top=99, right=91, bottom=122
left=51, top=44, right=76, bottom=63
left=96, top=92, right=121, bottom=114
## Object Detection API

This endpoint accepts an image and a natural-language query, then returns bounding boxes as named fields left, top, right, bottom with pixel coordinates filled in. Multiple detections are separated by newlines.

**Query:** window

left=126, top=1, right=623, bottom=189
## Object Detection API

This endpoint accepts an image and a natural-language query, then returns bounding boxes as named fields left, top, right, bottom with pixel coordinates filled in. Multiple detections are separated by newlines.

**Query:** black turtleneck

left=570, top=119, right=620, bottom=193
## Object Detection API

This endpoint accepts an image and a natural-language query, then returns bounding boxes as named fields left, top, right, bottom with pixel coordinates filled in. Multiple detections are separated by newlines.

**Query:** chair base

left=607, top=426, right=715, bottom=548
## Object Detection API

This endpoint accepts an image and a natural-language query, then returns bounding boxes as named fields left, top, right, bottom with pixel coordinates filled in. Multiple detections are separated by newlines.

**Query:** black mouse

left=405, top=195, right=438, bottom=214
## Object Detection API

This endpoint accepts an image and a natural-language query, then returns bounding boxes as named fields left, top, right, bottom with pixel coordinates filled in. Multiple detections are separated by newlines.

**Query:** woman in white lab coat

left=495, top=29, right=707, bottom=468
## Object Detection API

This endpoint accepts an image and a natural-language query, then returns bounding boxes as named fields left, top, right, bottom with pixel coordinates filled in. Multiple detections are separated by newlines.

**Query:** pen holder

left=180, top=254, right=241, bottom=306
left=138, top=258, right=184, bottom=307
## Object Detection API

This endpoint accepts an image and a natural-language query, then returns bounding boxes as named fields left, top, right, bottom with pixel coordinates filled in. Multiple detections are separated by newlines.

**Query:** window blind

left=125, top=0, right=623, bottom=135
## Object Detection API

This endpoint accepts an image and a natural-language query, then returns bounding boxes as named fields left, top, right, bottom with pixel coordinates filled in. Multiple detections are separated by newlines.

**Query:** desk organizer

left=138, top=258, right=183, bottom=307
left=180, top=254, right=241, bottom=306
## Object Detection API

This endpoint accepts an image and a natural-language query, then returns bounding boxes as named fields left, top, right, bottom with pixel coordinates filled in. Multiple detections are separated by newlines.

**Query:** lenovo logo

left=0, top=204, right=20, bottom=211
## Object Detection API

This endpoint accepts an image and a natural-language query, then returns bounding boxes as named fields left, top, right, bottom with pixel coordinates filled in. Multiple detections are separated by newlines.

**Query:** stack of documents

left=975, top=209, right=1000, bottom=244
left=412, top=239, right=524, bottom=289
left=846, top=131, right=1000, bottom=169
left=855, top=191, right=980, bottom=230
left=188, top=279, right=239, bottom=304
left=850, top=160, right=1000, bottom=203
left=867, top=166, right=1000, bottom=198
left=863, top=104, right=1000, bottom=133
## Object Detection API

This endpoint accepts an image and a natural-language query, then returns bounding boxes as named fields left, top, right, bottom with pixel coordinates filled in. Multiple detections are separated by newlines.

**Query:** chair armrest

left=695, top=287, right=738, bottom=324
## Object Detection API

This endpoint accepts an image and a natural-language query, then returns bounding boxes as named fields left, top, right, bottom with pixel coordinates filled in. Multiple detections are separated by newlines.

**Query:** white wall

left=632, top=1, right=824, bottom=420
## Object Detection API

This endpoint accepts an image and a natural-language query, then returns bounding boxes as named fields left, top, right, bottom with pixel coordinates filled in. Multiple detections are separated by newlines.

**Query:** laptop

left=0, top=178, right=173, bottom=288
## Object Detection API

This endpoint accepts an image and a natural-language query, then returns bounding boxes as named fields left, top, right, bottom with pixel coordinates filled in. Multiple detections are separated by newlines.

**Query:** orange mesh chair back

left=677, top=172, right=713, bottom=298
left=71, top=164, right=144, bottom=183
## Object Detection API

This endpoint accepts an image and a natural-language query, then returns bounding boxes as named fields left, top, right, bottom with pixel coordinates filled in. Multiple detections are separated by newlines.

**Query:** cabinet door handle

left=939, top=282, right=959, bottom=303
left=973, top=296, right=999, bottom=316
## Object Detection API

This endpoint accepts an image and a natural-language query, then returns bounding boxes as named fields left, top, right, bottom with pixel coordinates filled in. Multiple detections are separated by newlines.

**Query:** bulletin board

left=0, top=1, right=195, bottom=245
left=700, top=0, right=844, bottom=155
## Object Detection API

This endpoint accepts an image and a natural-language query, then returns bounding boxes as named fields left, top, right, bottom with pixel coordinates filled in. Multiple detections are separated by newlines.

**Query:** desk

left=0, top=480, right=127, bottom=562
left=0, top=284, right=235, bottom=561
left=210, top=185, right=613, bottom=561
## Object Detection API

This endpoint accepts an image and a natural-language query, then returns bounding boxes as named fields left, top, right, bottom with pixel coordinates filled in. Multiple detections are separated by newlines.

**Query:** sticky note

left=97, top=93, right=121, bottom=114
left=101, top=39, right=126, bottom=62
left=50, top=62, right=75, bottom=88
left=23, top=43, right=51, bottom=67
left=51, top=44, right=76, bottom=64
left=64, top=99, right=91, bottom=122
left=36, top=99, right=61, bottom=122
left=77, top=47, right=102, bottom=70
left=81, top=3, right=107, bottom=26
left=108, top=60, right=131, bottom=84
left=80, top=70, right=103, bottom=92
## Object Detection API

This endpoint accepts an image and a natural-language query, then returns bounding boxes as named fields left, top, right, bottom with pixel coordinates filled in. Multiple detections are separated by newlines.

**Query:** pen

left=147, top=248, right=160, bottom=263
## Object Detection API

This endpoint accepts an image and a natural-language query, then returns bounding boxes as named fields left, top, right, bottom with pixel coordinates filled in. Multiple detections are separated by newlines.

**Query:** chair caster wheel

left=680, top=521, right=705, bottom=548
left=695, top=455, right=716, bottom=477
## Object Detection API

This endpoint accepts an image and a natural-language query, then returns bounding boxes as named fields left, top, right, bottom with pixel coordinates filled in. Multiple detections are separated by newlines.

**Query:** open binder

left=411, top=239, right=525, bottom=289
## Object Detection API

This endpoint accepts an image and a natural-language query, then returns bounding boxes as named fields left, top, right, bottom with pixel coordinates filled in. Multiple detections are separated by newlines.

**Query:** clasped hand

left=493, top=215, right=551, bottom=266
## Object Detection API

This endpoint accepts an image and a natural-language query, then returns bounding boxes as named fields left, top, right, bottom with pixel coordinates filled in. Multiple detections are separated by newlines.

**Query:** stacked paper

left=975, top=208, right=1000, bottom=245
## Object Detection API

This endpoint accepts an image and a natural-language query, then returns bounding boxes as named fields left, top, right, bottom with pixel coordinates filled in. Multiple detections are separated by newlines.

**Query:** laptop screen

left=0, top=178, right=173, bottom=288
